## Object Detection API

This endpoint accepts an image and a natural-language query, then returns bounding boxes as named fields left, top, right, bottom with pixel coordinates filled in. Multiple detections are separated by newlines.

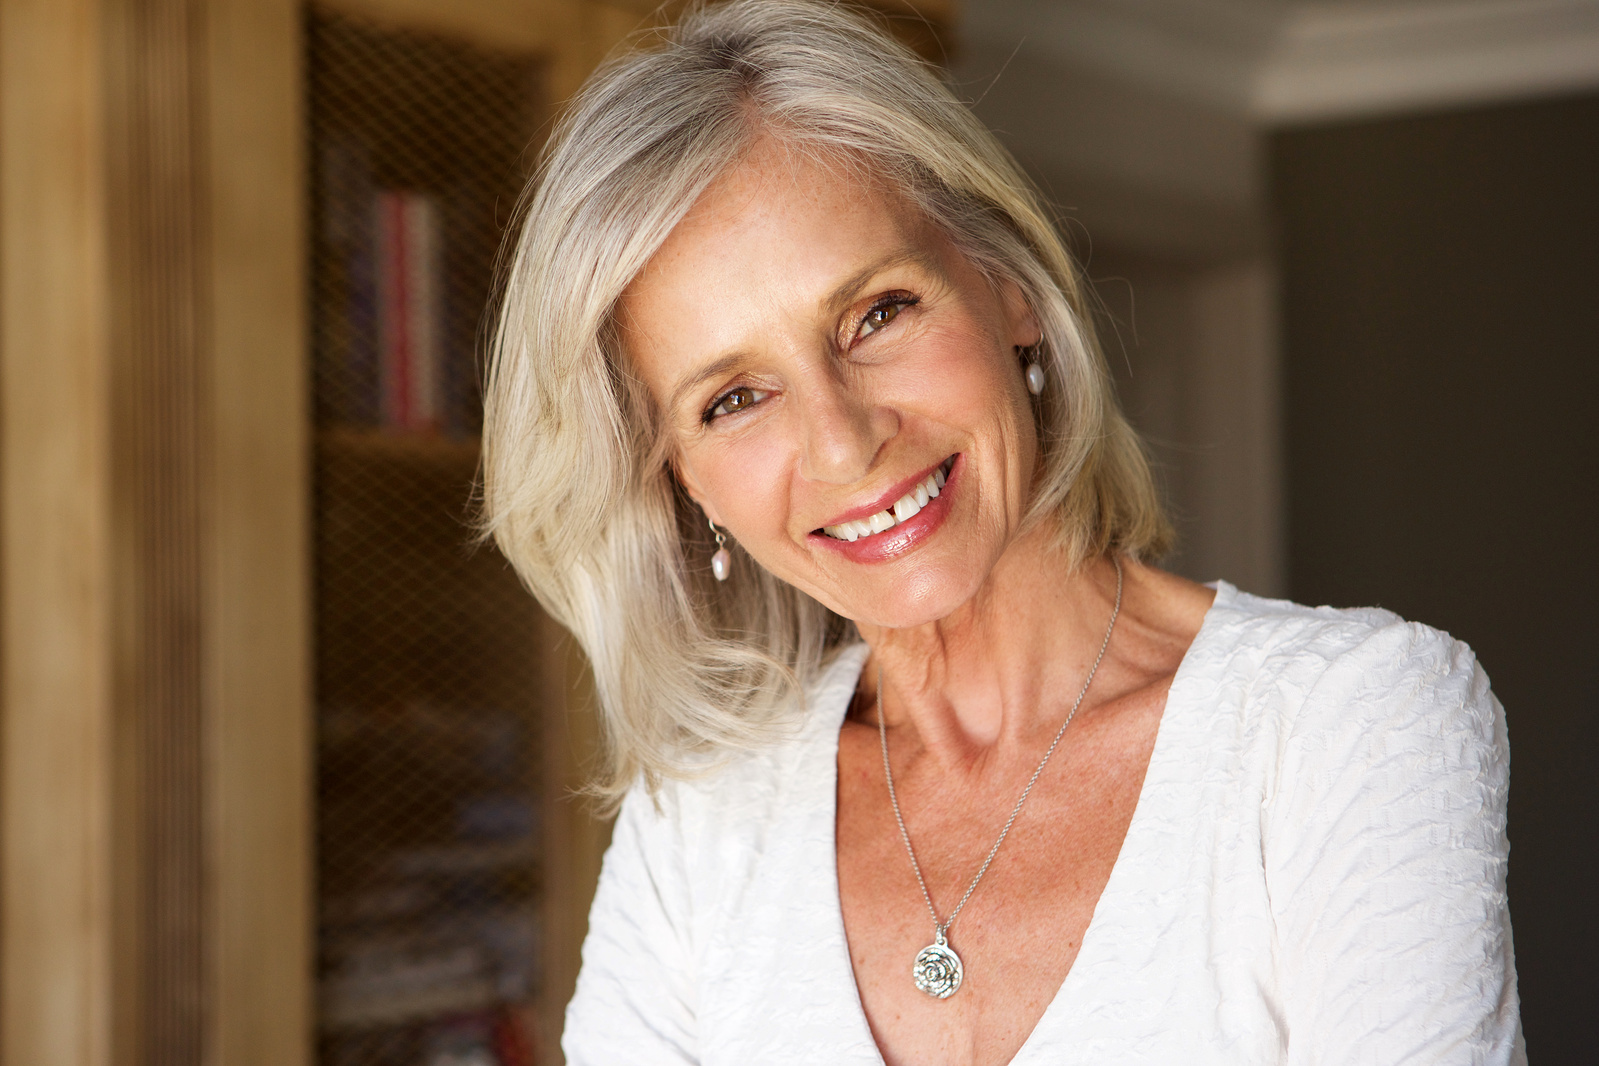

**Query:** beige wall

left=1093, top=256, right=1284, bottom=594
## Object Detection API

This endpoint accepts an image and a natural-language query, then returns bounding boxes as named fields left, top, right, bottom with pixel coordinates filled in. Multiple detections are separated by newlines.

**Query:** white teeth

left=821, top=460, right=955, bottom=541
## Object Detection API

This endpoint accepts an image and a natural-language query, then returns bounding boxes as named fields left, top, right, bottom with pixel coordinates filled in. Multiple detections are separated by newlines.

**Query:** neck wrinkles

left=854, top=525, right=1126, bottom=770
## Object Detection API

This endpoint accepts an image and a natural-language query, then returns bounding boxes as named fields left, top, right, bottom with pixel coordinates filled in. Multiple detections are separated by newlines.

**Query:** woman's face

left=619, top=141, right=1042, bottom=629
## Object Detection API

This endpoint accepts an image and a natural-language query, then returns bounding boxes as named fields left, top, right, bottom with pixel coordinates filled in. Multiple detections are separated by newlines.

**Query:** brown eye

left=856, top=295, right=918, bottom=340
left=859, top=303, right=902, bottom=337
left=706, top=385, right=769, bottom=421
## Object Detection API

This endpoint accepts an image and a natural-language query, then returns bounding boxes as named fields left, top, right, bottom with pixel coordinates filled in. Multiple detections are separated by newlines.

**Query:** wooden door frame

left=1, top=0, right=312, bottom=1063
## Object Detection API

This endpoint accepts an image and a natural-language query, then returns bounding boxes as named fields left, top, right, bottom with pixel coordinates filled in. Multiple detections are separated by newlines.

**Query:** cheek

left=684, top=431, right=794, bottom=538
left=897, top=325, right=1031, bottom=447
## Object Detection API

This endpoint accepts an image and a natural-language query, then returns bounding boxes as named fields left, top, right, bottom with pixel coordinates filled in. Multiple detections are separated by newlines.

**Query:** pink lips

left=808, top=454, right=960, bottom=564
left=818, top=457, right=951, bottom=528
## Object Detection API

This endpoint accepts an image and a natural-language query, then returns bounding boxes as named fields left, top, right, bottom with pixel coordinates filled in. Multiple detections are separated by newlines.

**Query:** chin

left=838, top=560, right=990, bottom=631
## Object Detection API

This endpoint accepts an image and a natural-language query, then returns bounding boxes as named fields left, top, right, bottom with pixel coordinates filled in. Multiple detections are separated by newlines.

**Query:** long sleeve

left=562, top=786, right=699, bottom=1066
left=1265, top=621, right=1523, bottom=1065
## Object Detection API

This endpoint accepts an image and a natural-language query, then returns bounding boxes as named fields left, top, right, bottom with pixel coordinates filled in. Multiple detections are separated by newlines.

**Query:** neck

left=855, top=524, right=1124, bottom=770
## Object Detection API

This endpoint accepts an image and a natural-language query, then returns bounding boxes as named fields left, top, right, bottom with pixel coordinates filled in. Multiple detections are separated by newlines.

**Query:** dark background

left=1273, top=92, right=1599, bottom=1063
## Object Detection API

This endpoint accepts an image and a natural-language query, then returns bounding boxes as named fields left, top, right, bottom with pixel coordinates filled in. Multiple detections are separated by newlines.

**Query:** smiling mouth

left=818, top=457, right=955, bottom=542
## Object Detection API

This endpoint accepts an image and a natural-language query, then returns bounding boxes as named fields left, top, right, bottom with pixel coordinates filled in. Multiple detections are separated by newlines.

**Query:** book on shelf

left=320, top=134, right=486, bottom=438
left=376, top=189, right=444, bottom=434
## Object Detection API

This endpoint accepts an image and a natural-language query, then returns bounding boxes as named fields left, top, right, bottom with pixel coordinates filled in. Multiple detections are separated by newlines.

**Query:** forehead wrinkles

left=623, top=130, right=936, bottom=311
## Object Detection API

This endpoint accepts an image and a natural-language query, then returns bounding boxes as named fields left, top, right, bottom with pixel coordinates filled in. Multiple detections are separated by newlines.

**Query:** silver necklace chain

left=877, top=557, right=1124, bottom=944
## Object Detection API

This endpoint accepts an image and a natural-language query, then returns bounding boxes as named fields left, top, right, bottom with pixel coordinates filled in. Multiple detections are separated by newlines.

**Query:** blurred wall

left=956, top=2, right=1599, bottom=1059
left=1274, top=92, right=1599, bottom=1064
left=953, top=32, right=1286, bottom=596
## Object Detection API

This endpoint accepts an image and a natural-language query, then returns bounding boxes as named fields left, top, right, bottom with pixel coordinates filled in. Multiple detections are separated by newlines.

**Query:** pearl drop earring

left=1022, top=344, right=1047, bottom=396
left=708, top=517, right=731, bottom=582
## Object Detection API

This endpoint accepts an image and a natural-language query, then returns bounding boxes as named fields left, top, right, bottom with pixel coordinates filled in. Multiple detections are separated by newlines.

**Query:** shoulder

left=583, top=641, right=866, bottom=1007
left=1187, top=584, right=1506, bottom=808
left=1196, top=583, right=1508, bottom=839
left=1193, top=591, right=1522, bottom=1059
left=1201, top=582, right=1492, bottom=716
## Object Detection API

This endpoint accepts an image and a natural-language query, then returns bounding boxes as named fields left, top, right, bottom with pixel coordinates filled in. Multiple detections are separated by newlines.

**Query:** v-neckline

left=820, top=583, right=1234, bottom=1065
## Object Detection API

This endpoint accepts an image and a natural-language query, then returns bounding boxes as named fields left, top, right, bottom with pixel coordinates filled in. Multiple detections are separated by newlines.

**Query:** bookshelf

left=306, top=8, right=565, bottom=1065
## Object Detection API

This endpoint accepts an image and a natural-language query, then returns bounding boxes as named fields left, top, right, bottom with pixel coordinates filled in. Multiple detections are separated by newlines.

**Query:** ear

left=672, top=457, right=725, bottom=527
left=998, top=278, right=1043, bottom=350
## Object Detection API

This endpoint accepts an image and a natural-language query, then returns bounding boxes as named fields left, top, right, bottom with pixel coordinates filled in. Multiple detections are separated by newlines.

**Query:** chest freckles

left=834, top=699, right=1161, bottom=1066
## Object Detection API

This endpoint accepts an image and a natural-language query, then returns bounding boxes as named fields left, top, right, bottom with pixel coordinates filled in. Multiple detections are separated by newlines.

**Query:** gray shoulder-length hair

left=482, top=0, right=1171, bottom=803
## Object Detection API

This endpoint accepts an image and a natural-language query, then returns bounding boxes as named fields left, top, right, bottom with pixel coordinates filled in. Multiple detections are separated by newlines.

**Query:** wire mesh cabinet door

left=307, top=9, right=581, bottom=1065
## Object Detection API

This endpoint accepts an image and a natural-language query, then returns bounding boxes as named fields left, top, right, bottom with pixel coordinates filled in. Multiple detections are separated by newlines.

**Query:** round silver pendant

left=913, top=940, right=964, bottom=999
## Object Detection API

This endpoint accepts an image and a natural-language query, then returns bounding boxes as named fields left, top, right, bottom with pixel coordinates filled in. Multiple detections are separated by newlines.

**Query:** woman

left=482, top=2, right=1522, bottom=1062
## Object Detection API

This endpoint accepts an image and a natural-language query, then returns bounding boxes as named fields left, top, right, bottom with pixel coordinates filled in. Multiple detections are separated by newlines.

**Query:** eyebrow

left=821, top=248, right=939, bottom=316
left=664, top=247, right=944, bottom=417
left=668, top=353, right=746, bottom=417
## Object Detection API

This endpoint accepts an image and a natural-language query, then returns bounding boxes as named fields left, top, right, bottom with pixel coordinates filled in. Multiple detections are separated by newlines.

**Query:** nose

left=795, top=363, right=895, bottom=485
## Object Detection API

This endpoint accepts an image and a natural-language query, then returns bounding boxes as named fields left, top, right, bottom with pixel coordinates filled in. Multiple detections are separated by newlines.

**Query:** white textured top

left=564, top=584, right=1524, bottom=1065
